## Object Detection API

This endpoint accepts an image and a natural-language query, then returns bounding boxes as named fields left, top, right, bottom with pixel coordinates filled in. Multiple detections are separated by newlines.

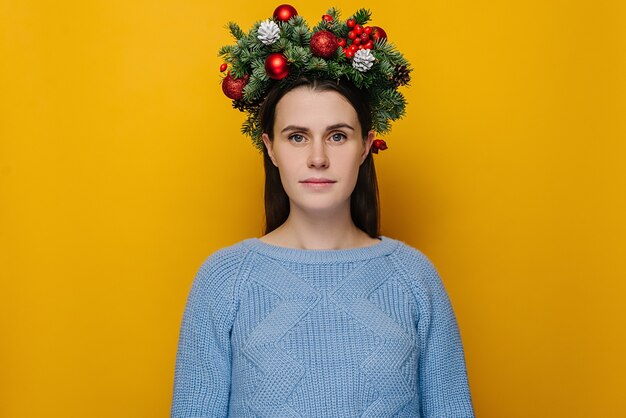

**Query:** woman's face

left=262, top=86, right=374, bottom=216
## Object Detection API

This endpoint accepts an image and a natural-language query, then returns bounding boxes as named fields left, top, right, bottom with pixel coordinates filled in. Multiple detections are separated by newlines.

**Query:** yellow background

left=1, top=0, right=624, bottom=417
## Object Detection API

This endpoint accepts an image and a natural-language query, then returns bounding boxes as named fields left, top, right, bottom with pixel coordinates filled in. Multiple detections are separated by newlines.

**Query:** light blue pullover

left=171, top=236, right=475, bottom=417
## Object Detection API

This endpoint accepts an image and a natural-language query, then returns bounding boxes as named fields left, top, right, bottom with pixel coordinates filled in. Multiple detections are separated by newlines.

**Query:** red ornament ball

left=221, top=72, right=249, bottom=100
left=219, top=63, right=227, bottom=72
left=264, top=53, right=289, bottom=80
left=310, top=30, right=338, bottom=59
left=273, top=4, right=298, bottom=22
left=371, top=26, right=388, bottom=42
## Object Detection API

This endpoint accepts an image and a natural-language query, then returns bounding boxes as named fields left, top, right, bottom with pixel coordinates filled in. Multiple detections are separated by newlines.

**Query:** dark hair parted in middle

left=259, top=76, right=380, bottom=238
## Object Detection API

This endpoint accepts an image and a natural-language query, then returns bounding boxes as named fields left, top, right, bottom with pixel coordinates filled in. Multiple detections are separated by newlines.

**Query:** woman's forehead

left=275, top=87, right=358, bottom=127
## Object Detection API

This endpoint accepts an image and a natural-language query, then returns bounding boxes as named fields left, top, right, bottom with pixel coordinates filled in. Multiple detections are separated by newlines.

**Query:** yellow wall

left=1, top=1, right=624, bottom=417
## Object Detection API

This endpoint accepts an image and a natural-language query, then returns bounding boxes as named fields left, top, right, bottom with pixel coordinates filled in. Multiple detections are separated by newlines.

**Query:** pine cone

left=352, top=49, right=375, bottom=72
left=392, top=64, right=411, bottom=87
left=232, top=97, right=264, bottom=113
left=257, top=19, right=280, bottom=45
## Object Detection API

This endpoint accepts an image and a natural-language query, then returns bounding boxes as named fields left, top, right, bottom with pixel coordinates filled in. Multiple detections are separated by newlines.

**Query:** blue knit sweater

left=171, top=236, right=475, bottom=417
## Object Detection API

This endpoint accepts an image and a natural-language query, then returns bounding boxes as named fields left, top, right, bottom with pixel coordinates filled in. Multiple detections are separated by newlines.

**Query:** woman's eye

left=330, top=133, right=347, bottom=142
left=289, top=134, right=305, bottom=143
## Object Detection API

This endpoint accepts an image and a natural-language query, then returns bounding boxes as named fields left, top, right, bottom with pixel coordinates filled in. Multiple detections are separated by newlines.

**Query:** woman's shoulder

left=192, top=240, right=253, bottom=283
left=385, top=236, right=436, bottom=266
left=384, top=236, right=444, bottom=290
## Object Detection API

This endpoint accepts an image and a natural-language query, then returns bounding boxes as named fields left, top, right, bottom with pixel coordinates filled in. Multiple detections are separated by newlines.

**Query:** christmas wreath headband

left=218, top=4, right=412, bottom=153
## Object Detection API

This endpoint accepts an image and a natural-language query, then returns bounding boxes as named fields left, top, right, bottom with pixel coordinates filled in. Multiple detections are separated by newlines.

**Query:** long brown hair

left=259, top=76, right=380, bottom=238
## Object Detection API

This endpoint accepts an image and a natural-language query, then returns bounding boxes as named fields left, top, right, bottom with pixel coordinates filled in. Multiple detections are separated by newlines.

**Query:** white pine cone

left=257, top=19, right=280, bottom=45
left=352, top=49, right=375, bottom=72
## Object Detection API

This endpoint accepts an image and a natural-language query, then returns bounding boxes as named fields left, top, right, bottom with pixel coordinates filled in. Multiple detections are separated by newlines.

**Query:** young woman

left=172, top=6, right=475, bottom=417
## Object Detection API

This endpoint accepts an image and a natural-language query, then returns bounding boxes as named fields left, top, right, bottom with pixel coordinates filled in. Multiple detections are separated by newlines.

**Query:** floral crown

left=218, top=4, right=412, bottom=154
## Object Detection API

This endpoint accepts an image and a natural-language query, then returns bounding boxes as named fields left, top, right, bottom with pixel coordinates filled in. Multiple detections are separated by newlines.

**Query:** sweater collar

left=241, top=235, right=399, bottom=263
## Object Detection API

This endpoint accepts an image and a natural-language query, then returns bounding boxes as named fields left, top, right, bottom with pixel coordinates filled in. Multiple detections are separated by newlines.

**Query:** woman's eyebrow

left=280, top=123, right=355, bottom=134
left=281, top=125, right=309, bottom=134
left=327, top=123, right=355, bottom=131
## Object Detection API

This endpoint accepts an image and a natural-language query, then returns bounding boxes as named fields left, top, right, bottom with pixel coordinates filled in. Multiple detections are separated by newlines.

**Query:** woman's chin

left=289, top=197, right=349, bottom=215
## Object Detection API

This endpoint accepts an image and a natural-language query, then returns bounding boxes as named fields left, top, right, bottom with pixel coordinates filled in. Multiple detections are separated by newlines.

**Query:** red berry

left=337, top=38, right=346, bottom=47
left=364, top=26, right=373, bottom=35
left=346, top=18, right=356, bottom=28
left=347, top=30, right=356, bottom=40
left=365, top=40, right=374, bottom=49
left=371, top=139, right=388, bottom=153
left=358, top=45, right=364, bottom=50
left=360, top=33, right=369, bottom=42
left=354, top=24, right=363, bottom=35
left=219, top=63, right=227, bottom=72
left=345, top=49, right=354, bottom=59
left=353, top=37, right=361, bottom=45
left=322, top=14, right=333, bottom=22
left=349, top=44, right=358, bottom=52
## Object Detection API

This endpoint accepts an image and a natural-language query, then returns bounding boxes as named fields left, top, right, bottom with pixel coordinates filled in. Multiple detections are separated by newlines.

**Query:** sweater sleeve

left=171, top=247, right=243, bottom=418
left=393, top=246, right=475, bottom=418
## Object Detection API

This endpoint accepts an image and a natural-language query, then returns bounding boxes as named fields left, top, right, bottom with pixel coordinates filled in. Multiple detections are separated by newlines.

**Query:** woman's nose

left=307, top=140, right=329, bottom=168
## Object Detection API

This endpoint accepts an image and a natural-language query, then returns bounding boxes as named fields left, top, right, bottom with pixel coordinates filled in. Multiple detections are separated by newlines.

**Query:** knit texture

left=171, top=236, right=475, bottom=417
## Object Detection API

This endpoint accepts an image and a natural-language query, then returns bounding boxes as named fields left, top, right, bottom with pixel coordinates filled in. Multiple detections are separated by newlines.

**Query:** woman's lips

left=299, top=178, right=337, bottom=188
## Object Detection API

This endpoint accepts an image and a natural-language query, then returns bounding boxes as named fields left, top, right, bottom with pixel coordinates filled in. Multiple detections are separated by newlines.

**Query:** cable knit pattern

left=171, top=236, right=475, bottom=417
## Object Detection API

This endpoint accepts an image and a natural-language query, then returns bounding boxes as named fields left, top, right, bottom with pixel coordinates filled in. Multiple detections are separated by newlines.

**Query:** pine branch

left=373, top=40, right=409, bottom=67
left=351, top=8, right=372, bottom=25
left=284, top=45, right=311, bottom=67
left=326, top=61, right=345, bottom=79
left=236, top=38, right=248, bottom=49
left=241, top=116, right=254, bottom=136
left=283, top=19, right=310, bottom=45
left=251, top=58, right=269, bottom=81
left=377, top=59, right=394, bottom=78
left=290, top=15, right=306, bottom=26
left=293, top=25, right=311, bottom=45
left=217, top=45, right=233, bottom=57
left=243, top=76, right=265, bottom=100
left=377, top=89, right=406, bottom=119
left=271, top=37, right=290, bottom=52
left=238, top=47, right=252, bottom=65
left=306, top=57, right=328, bottom=71
left=347, top=67, right=365, bottom=88
left=225, top=21, right=245, bottom=40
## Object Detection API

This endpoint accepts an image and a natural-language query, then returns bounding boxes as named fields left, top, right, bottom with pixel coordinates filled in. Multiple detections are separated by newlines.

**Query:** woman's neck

left=260, top=205, right=378, bottom=250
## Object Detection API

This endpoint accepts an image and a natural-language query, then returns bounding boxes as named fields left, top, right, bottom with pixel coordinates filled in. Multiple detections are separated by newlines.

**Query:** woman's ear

left=360, top=130, right=375, bottom=164
left=261, top=133, right=278, bottom=167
